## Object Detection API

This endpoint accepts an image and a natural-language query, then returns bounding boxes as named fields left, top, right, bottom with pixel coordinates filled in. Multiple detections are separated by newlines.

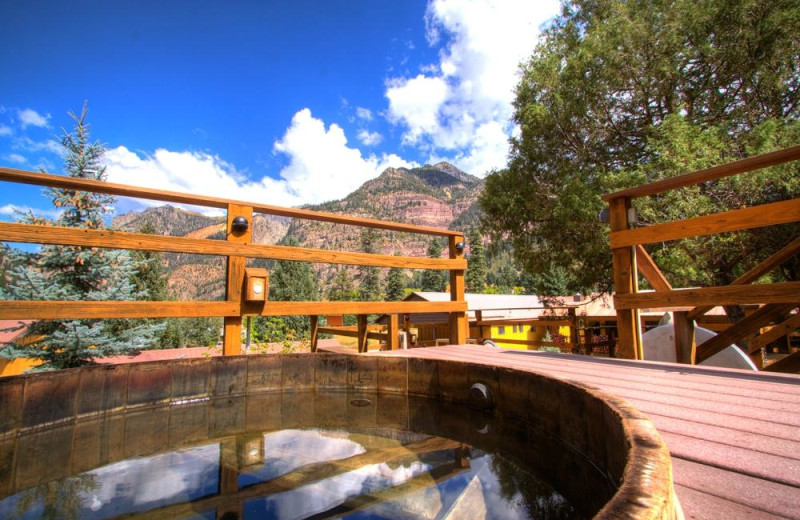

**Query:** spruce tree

left=420, top=238, right=447, bottom=292
left=326, top=267, right=358, bottom=327
left=0, top=104, right=163, bottom=369
left=386, top=255, right=408, bottom=301
left=327, top=267, right=358, bottom=301
left=465, top=227, right=488, bottom=293
left=357, top=229, right=382, bottom=301
left=254, top=237, right=320, bottom=340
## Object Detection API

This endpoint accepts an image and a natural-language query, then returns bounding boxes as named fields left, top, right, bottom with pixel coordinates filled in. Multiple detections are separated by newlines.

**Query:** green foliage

left=252, top=237, right=320, bottom=342
left=480, top=0, right=800, bottom=292
left=420, top=238, right=447, bottom=292
left=327, top=267, right=359, bottom=301
left=0, top=104, right=163, bottom=370
left=386, top=263, right=408, bottom=302
left=357, top=229, right=382, bottom=301
left=465, top=228, right=488, bottom=292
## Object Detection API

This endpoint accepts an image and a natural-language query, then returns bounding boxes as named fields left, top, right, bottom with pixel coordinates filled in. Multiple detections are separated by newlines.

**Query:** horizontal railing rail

left=0, top=167, right=462, bottom=237
left=604, top=145, right=800, bottom=370
left=0, top=167, right=470, bottom=354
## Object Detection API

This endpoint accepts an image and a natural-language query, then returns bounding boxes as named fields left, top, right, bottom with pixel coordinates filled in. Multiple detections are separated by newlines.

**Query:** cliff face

left=113, top=163, right=484, bottom=299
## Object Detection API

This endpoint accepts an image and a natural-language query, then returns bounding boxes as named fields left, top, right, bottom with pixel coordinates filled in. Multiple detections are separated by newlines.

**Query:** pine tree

left=357, top=229, right=382, bottom=301
left=254, top=237, right=320, bottom=341
left=386, top=255, right=408, bottom=301
left=327, top=267, right=358, bottom=301
left=465, top=227, right=488, bottom=293
left=0, top=103, right=163, bottom=370
left=420, top=238, right=447, bottom=292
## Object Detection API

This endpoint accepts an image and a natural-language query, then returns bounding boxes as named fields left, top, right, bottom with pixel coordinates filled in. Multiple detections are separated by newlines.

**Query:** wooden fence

left=603, top=145, right=800, bottom=372
left=0, top=167, right=469, bottom=354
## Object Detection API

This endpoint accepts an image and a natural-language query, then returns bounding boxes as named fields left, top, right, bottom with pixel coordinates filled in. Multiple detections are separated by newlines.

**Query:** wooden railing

left=603, top=145, right=800, bottom=371
left=0, top=167, right=469, bottom=354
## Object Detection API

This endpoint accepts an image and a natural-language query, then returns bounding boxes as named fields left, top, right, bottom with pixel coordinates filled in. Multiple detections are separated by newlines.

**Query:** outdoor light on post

left=245, top=268, right=269, bottom=302
left=455, top=241, right=465, bottom=254
left=231, top=216, right=249, bottom=234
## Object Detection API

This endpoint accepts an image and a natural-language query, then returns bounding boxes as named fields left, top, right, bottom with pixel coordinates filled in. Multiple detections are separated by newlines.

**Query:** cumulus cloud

left=273, top=108, right=417, bottom=203
left=103, top=146, right=300, bottom=211
left=386, top=0, right=559, bottom=176
left=0, top=125, right=12, bottom=137
left=18, top=108, right=51, bottom=129
left=357, top=130, right=383, bottom=146
left=102, top=109, right=417, bottom=212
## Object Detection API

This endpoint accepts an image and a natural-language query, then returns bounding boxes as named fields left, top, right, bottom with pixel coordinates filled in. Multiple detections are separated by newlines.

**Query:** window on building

left=498, top=326, right=506, bottom=335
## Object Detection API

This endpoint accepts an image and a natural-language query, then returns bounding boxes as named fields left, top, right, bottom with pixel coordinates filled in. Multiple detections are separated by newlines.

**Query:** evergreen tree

left=327, top=267, right=358, bottom=301
left=465, top=228, right=488, bottom=293
left=253, top=237, right=319, bottom=341
left=386, top=256, right=408, bottom=301
left=357, top=229, right=382, bottom=300
left=0, top=104, right=163, bottom=370
left=420, top=238, right=447, bottom=292
left=480, top=0, right=800, bottom=292
left=326, top=267, right=358, bottom=326
left=130, top=221, right=170, bottom=302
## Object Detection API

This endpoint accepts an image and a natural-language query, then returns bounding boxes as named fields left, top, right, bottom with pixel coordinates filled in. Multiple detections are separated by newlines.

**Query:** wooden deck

left=368, top=344, right=800, bottom=520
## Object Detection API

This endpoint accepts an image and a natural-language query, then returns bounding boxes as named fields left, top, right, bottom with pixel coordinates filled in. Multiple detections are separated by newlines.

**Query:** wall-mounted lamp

left=231, top=216, right=249, bottom=234
left=455, top=241, right=465, bottom=254
left=245, top=268, right=269, bottom=302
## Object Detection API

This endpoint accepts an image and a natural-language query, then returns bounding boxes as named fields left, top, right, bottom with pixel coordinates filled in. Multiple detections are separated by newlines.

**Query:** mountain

left=113, top=163, right=484, bottom=299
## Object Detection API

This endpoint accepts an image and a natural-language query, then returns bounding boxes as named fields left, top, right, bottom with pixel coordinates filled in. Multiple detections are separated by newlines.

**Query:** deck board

left=367, top=345, right=800, bottom=520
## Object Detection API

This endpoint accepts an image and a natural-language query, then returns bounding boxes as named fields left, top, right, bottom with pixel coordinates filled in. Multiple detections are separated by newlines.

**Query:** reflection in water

left=0, top=392, right=585, bottom=520
left=7, top=474, right=98, bottom=520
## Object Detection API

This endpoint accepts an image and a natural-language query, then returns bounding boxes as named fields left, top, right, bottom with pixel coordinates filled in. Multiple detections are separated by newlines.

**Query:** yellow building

left=0, top=320, right=42, bottom=376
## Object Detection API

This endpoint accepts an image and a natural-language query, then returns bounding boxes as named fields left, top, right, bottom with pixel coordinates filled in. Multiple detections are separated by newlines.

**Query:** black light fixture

left=231, top=216, right=249, bottom=234
left=455, top=241, right=465, bottom=254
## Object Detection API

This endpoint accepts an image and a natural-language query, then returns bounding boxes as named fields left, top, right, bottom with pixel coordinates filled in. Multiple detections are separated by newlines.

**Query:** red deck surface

left=371, top=344, right=800, bottom=520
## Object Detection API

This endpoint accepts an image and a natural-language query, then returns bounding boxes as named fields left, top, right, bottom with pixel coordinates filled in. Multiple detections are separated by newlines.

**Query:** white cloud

left=5, top=153, right=26, bottom=164
left=0, top=203, right=62, bottom=220
left=273, top=108, right=417, bottom=204
left=0, top=125, right=12, bottom=137
left=18, top=108, right=51, bottom=129
left=385, top=0, right=559, bottom=176
left=385, top=74, right=449, bottom=145
left=355, top=107, right=373, bottom=121
left=357, top=129, right=383, bottom=146
left=428, top=120, right=509, bottom=175
left=102, top=109, right=418, bottom=211
left=103, top=146, right=300, bottom=211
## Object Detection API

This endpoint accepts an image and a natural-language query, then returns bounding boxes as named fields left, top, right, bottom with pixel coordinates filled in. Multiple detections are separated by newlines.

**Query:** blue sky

left=0, top=0, right=559, bottom=218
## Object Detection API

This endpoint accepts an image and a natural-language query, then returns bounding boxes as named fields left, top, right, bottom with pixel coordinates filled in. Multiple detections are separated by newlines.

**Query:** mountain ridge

left=113, top=163, right=484, bottom=299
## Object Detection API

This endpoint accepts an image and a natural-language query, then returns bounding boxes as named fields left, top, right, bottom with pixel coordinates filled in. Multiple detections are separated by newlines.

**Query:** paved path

left=364, top=344, right=800, bottom=520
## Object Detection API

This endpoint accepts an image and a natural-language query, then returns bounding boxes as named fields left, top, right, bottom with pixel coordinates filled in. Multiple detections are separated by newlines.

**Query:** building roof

left=0, top=320, right=35, bottom=344
left=390, top=292, right=728, bottom=325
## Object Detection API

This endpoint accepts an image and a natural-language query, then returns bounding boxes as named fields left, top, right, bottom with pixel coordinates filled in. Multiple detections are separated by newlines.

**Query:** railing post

left=310, top=315, right=319, bottom=352
left=449, top=235, right=468, bottom=345
left=357, top=315, right=368, bottom=353
left=610, top=197, right=643, bottom=359
left=223, top=204, right=253, bottom=356
left=388, top=314, right=399, bottom=350
left=673, top=311, right=696, bottom=364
